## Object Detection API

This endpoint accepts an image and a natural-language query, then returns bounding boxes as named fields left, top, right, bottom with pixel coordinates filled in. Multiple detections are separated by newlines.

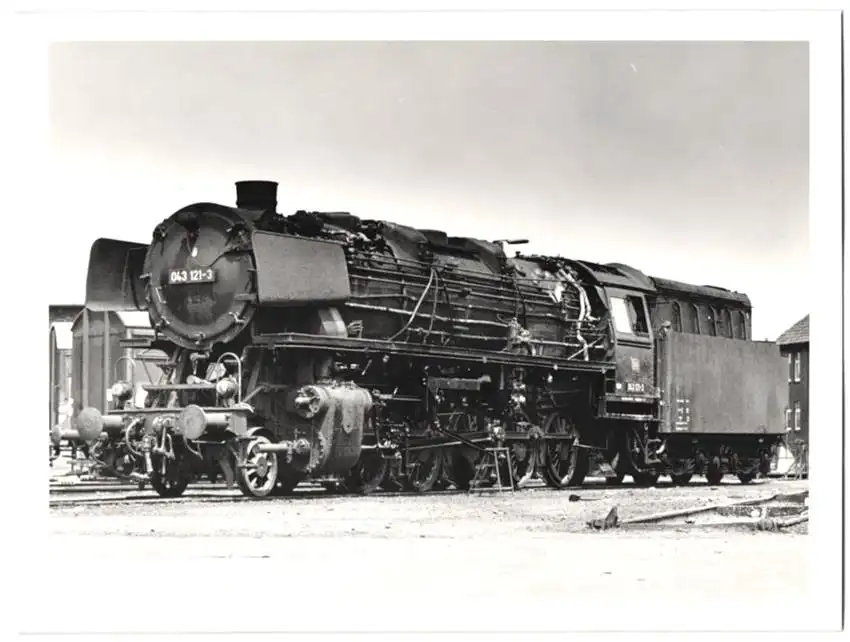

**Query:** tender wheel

left=632, top=472, right=660, bottom=487
left=343, top=450, right=388, bottom=495
left=606, top=472, right=626, bottom=486
left=705, top=456, right=723, bottom=486
left=321, top=481, right=342, bottom=494
left=237, top=435, right=279, bottom=498
left=737, top=471, right=756, bottom=484
left=541, top=411, right=589, bottom=489
left=404, top=448, right=443, bottom=493
left=149, top=456, right=191, bottom=498
left=670, top=473, right=692, bottom=486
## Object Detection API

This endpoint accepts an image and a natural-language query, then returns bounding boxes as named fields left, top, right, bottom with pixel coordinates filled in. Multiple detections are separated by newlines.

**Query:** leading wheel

left=541, top=411, right=589, bottom=489
left=237, top=435, right=279, bottom=498
left=149, top=456, right=191, bottom=498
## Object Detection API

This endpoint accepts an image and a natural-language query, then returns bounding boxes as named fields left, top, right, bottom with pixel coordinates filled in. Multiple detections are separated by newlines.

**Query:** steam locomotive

left=69, top=180, right=787, bottom=498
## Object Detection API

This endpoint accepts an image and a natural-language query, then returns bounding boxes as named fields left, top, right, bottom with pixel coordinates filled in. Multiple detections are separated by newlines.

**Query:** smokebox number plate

left=168, top=268, right=216, bottom=285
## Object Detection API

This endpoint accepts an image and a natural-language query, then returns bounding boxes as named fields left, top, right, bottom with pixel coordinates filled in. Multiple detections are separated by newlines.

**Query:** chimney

left=235, top=180, right=278, bottom=212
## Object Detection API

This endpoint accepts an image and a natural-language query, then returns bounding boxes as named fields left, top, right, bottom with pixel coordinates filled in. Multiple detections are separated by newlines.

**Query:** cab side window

left=671, top=302, right=682, bottom=332
left=735, top=310, right=749, bottom=339
left=610, top=295, right=650, bottom=337
left=716, top=307, right=733, bottom=338
left=689, top=303, right=700, bottom=334
left=702, top=305, right=717, bottom=336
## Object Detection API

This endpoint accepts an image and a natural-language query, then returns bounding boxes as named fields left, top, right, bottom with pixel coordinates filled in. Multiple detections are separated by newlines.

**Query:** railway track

left=48, top=478, right=547, bottom=508
left=48, top=474, right=790, bottom=510
left=587, top=490, right=809, bottom=532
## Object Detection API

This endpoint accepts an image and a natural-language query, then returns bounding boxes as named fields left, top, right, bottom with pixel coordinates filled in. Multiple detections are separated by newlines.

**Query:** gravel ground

left=40, top=476, right=810, bottom=633
left=49, top=475, right=810, bottom=536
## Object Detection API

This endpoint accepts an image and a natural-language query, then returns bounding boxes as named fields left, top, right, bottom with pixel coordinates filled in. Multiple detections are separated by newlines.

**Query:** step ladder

left=784, top=442, right=809, bottom=480
left=469, top=447, right=515, bottom=493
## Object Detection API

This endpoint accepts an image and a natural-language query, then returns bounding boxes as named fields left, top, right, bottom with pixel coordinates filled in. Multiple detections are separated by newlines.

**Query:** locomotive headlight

left=215, top=377, right=238, bottom=399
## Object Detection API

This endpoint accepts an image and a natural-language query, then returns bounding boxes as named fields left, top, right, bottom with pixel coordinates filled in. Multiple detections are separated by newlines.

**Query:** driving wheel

left=405, top=448, right=443, bottom=492
left=447, top=411, right=488, bottom=491
left=541, top=411, right=589, bottom=489
left=343, top=450, right=389, bottom=495
left=500, top=440, right=536, bottom=489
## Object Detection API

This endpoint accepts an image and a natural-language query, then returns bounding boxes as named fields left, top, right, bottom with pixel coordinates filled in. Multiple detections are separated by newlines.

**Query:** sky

left=48, top=40, right=809, bottom=341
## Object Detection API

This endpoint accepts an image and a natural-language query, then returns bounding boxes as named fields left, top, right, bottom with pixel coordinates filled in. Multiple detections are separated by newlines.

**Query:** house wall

left=779, top=342, right=809, bottom=470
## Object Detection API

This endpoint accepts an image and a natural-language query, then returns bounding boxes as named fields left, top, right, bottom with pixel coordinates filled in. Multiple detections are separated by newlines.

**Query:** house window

left=794, top=402, right=801, bottom=431
left=671, top=302, right=682, bottom=332
left=788, top=352, right=802, bottom=383
left=610, top=295, right=649, bottom=337
left=785, top=408, right=793, bottom=431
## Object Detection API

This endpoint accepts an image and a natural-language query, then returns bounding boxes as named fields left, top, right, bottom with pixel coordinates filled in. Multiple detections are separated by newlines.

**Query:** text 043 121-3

left=168, top=268, right=216, bottom=285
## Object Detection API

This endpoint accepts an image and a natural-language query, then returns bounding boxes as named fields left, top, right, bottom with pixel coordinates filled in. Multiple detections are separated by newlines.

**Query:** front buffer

left=72, top=376, right=374, bottom=498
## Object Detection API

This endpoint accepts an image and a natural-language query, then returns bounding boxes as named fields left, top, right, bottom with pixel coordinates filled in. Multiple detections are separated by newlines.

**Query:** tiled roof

left=777, top=314, right=809, bottom=346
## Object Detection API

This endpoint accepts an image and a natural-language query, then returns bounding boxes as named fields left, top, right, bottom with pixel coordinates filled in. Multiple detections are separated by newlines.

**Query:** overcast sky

left=48, top=41, right=808, bottom=340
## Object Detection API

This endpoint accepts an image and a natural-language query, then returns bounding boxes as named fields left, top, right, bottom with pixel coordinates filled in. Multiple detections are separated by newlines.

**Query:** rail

left=586, top=490, right=809, bottom=531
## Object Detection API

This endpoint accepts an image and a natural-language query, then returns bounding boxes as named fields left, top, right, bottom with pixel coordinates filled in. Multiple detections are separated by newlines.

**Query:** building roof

left=49, top=304, right=85, bottom=326
left=71, top=309, right=152, bottom=332
left=777, top=314, right=809, bottom=346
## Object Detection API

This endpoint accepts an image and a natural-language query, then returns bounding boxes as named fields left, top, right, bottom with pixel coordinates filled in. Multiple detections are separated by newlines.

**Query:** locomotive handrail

left=113, top=356, right=137, bottom=388
left=119, top=337, right=155, bottom=349
left=143, top=383, right=217, bottom=391
left=100, top=405, right=248, bottom=415
left=256, top=332, right=617, bottom=373
left=215, top=351, right=243, bottom=404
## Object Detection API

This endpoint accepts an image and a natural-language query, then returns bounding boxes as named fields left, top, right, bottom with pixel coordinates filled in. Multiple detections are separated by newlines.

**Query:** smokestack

left=235, top=180, right=278, bottom=212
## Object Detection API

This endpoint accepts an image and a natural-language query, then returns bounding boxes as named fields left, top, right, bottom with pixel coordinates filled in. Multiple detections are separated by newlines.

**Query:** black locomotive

left=73, top=180, right=787, bottom=497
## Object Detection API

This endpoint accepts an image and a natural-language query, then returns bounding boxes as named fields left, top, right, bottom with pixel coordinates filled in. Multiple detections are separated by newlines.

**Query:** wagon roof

left=776, top=314, right=809, bottom=346
left=649, top=276, right=752, bottom=306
